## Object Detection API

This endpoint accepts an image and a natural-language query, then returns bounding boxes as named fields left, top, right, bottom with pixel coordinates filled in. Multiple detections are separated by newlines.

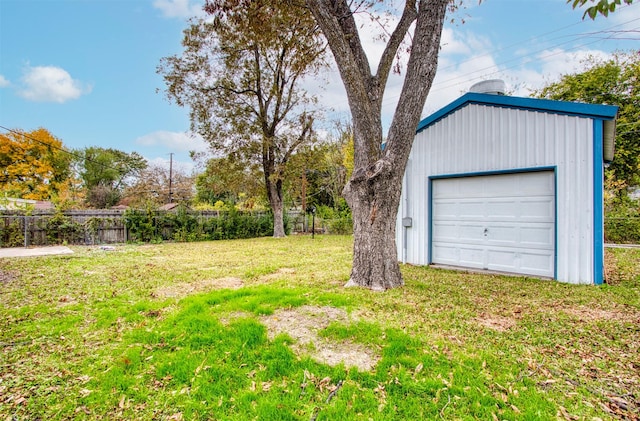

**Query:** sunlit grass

left=1, top=236, right=638, bottom=419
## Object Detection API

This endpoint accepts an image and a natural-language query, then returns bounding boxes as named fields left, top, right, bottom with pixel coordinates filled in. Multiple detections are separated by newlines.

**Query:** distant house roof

left=158, top=203, right=180, bottom=211
left=0, top=197, right=54, bottom=211
left=34, top=200, right=54, bottom=210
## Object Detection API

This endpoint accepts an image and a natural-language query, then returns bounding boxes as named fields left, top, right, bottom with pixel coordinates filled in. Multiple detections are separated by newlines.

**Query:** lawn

left=1, top=236, right=638, bottom=420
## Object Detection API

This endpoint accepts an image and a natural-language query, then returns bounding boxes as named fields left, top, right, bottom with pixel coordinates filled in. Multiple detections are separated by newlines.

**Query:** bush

left=124, top=207, right=284, bottom=244
left=41, top=212, right=84, bottom=245
left=0, top=218, right=24, bottom=247
left=605, top=198, right=640, bottom=244
left=315, top=204, right=352, bottom=235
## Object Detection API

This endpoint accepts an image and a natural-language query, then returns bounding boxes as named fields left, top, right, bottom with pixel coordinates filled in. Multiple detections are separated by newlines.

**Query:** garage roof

left=417, top=92, right=619, bottom=134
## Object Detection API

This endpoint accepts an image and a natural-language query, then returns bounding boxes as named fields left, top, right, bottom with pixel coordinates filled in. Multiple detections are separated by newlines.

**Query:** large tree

left=534, top=51, right=640, bottom=194
left=305, top=1, right=451, bottom=290
left=76, top=147, right=147, bottom=208
left=159, top=0, right=326, bottom=237
left=0, top=128, right=72, bottom=201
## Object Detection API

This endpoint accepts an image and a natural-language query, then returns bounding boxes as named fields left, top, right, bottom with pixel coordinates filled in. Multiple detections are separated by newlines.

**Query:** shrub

left=605, top=198, right=640, bottom=244
left=41, top=212, right=84, bottom=245
left=0, top=218, right=24, bottom=247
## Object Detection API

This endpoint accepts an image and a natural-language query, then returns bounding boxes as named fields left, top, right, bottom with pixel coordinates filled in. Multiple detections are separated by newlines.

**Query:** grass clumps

left=1, top=236, right=639, bottom=420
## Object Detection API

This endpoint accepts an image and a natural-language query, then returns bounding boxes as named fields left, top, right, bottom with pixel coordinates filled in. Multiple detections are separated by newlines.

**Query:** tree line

left=0, top=125, right=354, bottom=214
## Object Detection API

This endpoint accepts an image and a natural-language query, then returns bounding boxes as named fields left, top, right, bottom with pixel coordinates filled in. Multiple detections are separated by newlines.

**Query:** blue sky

left=1, top=0, right=638, bottom=173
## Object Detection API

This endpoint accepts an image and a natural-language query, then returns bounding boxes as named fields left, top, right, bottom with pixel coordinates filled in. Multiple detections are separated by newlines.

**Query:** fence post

left=23, top=215, right=28, bottom=248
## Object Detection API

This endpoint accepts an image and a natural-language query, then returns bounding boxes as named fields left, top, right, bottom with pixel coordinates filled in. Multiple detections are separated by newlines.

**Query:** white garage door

left=431, top=171, right=555, bottom=278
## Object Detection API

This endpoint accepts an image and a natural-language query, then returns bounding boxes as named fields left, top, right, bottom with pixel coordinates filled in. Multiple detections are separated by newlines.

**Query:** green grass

left=1, top=236, right=639, bottom=420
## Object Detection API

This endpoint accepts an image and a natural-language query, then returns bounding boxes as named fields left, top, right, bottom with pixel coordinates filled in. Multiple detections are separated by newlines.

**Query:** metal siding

left=400, top=104, right=595, bottom=284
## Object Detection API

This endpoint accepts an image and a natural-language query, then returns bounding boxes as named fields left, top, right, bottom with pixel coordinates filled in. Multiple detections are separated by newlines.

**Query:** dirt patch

left=154, top=277, right=244, bottom=298
left=260, top=305, right=379, bottom=371
left=0, top=269, right=17, bottom=284
left=474, top=312, right=517, bottom=332
left=562, top=306, right=640, bottom=324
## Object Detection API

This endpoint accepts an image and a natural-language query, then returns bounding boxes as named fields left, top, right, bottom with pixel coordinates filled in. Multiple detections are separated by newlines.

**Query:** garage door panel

left=431, top=201, right=459, bottom=218
left=459, top=224, right=486, bottom=242
left=431, top=244, right=458, bottom=264
left=520, top=253, right=554, bottom=275
left=458, top=247, right=484, bottom=268
left=487, top=249, right=554, bottom=276
left=520, top=226, right=554, bottom=246
left=431, top=222, right=457, bottom=240
left=431, top=171, right=555, bottom=278
left=519, top=199, right=554, bottom=219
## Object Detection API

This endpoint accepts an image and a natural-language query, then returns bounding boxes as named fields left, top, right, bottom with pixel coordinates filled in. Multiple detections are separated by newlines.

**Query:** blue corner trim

left=593, top=120, right=605, bottom=285
left=427, top=177, right=433, bottom=264
left=553, top=170, right=558, bottom=281
left=417, top=93, right=619, bottom=134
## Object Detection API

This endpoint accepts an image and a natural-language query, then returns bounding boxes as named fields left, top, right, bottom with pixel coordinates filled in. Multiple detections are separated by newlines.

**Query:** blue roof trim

left=416, top=93, right=619, bottom=133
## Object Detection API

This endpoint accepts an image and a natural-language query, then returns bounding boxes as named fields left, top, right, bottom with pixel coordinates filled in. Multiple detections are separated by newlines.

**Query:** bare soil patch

left=0, top=269, right=17, bottom=284
left=154, top=277, right=244, bottom=298
left=474, top=312, right=517, bottom=332
left=260, top=305, right=379, bottom=371
left=562, top=306, right=640, bottom=324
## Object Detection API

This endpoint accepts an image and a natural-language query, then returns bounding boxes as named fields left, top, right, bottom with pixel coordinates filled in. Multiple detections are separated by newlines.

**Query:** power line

left=378, top=11, right=640, bottom=110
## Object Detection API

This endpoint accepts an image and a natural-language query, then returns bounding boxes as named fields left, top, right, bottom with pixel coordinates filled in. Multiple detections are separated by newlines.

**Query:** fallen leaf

left=414, top=363, right=424, bottom=374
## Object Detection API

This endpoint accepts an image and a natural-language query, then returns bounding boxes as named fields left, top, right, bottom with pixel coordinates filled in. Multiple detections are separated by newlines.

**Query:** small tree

left=158, top=0, right=326, bottom=237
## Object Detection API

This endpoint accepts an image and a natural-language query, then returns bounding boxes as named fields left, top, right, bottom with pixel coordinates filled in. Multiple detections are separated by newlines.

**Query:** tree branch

left=375, top=1, right=418, bottom=101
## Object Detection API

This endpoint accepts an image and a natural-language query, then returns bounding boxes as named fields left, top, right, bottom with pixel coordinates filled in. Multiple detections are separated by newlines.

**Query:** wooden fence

left=0, top=209, right=327, bottom=248
left=0, top=210, right=129, bottom=247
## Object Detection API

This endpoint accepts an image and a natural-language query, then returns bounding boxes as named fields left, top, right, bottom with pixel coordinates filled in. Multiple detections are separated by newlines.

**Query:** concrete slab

left=0, top=246, right=74, bottom=258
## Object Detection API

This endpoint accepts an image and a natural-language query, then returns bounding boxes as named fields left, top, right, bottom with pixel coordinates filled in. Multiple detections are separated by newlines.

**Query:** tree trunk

left=271, top=195, right=286, bottom=238
left=343, top=160, right=403, bottom=290
left=267, top=179, right=286, bottom=238
left=306, top=0, right=450, bottom=289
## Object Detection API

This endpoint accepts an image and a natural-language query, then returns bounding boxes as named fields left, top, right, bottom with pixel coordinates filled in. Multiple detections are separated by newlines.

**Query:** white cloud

left=0, top=75, right=9, bottom=88
left=146, top=155, right=195, bottom=175
left=19, top=65, right=90, bottom=103
left=135, top=130, right=208, bottom=153
left=153, top=0, right=204, bottom=19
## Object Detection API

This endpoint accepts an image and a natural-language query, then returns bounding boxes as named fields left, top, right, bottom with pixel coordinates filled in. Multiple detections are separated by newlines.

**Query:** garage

left=396, top=84, right=618, bottom=284
left=431, top=171, right=555, bottom=278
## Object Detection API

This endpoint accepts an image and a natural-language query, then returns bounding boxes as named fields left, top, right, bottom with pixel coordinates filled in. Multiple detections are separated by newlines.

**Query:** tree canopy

left=159, top=0, right=326, bottom=237
left=534, top=51, right=640, bottom=192
left=76, top=147, right=147, bottom=208
left=568, top=0, right=634, bottom=19
left=0, top=128, right=72, bottom=201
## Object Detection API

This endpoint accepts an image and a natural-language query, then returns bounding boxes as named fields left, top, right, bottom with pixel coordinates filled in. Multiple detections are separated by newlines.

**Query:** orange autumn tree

left=0, top=128, right=73, bottom=202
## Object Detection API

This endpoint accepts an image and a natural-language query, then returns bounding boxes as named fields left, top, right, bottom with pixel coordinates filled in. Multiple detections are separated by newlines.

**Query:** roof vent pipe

left=469, top=79, right=507, bottom=95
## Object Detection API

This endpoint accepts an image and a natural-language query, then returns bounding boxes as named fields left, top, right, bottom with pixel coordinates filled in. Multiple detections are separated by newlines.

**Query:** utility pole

left=168, top=153, right=174, bottom=203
